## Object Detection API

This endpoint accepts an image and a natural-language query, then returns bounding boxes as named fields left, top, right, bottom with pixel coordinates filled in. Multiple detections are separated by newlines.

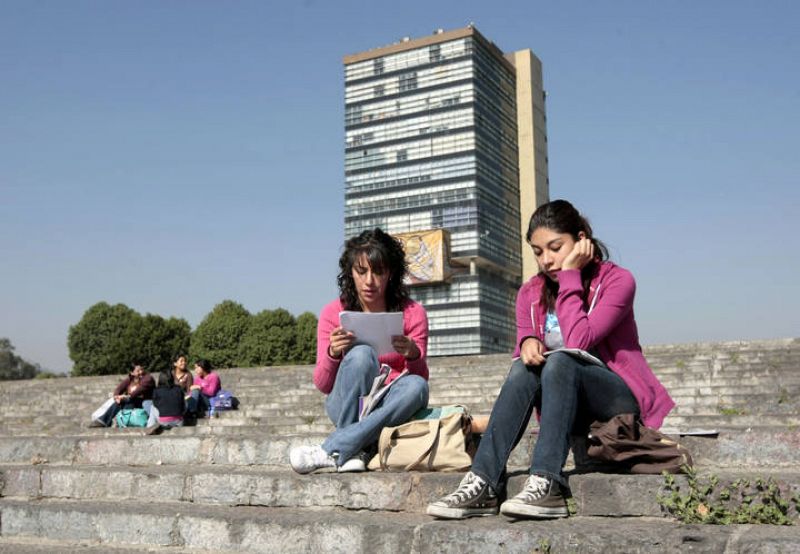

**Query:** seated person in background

left=145, top=369, right=186, bottom=435
left=289, top=228, right=429, bottom=474
left=91, top=362, right=155, bottom=427
left=187, top=359, right=220, bottom=417
left=172, top=355, right=193, bottom=396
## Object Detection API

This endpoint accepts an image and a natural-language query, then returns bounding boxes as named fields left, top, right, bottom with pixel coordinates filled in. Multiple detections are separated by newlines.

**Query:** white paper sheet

left=339, top=311, right=404, bottom=356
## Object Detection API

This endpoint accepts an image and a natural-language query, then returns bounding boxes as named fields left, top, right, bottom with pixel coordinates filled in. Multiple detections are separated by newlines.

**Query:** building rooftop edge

left=342, top=25, right=516, bottom=73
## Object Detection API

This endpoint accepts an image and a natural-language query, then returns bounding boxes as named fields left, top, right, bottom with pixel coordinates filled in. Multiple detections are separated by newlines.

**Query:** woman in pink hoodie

left=289, top=228, right=429, bottom=475
left=187, top=359, right=220, bottom=418
left=428, top=200, right=675, bottom=521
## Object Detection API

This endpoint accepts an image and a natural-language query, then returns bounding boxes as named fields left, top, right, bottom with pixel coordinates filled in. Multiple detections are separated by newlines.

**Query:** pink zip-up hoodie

left=313, top=298, right=429, bottom=394
left=514, top=261, right=675, bottom=428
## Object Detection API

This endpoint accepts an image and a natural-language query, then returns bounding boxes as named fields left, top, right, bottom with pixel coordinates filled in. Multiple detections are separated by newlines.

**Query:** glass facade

left=344, top=30, right=542, bottom=356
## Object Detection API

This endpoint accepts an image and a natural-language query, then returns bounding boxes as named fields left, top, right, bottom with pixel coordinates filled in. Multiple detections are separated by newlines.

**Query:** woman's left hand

left=562, top=236, right=595, bottom=271
left=392, top=335, right=420, bottom=360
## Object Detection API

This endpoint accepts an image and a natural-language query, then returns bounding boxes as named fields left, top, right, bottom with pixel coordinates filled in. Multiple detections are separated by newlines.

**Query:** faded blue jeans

left=322, top=344, right=429, bottom=465
left=471, top=352, right=639, bottom=493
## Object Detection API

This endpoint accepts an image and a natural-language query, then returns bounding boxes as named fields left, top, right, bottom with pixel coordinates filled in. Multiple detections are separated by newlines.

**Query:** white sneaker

left=289, top=445, right=336, bottom=474
left=338, top=456, right=367, bottom=473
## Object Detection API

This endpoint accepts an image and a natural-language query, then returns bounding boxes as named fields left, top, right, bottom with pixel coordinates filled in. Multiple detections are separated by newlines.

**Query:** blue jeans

left=187, top=390, right=210, bottom=415
left=321, top=345, right=429, bottom=465
left=471, top=353, right=639, bottom=493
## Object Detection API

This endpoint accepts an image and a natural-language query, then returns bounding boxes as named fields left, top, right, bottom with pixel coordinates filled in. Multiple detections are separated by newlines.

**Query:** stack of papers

left=339, top=311, right=403, bottom=356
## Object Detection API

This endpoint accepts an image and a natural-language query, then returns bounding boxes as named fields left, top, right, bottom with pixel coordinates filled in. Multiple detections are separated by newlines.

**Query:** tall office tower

left=343, top=26, right=549, bottom=356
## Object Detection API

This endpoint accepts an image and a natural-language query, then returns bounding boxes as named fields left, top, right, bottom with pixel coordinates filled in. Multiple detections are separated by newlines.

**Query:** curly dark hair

left=526, top=199, right=609, bottom=311
left=337, top=228, right=410, bottom=312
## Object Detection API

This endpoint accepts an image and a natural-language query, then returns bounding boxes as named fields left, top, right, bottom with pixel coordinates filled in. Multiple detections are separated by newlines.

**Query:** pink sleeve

left=556, top=267, right=635, bottom=351
left=201, top=373, right=221, bottom=397
left=513, top=283, right=537, bottom=358
left=404, top=302, right=429, bottom=380
left=313, top=301, right=342, bottom=394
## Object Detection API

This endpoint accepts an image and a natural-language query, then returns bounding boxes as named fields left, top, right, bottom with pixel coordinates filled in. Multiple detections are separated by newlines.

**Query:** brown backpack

left=586, top=413, right=693, bottom=474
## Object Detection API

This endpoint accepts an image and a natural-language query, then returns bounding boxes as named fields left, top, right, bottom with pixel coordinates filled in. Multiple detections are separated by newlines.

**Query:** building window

left=430, top=44, right=442, bottom=63
left=399, top=72, right=417, bottom=92
left=396, top=149, right=408, bottom=162
left=346, top=105, right=362, bottom=125
left=374, top=58, right=384, bottom=75
left=374, top=84, right=385, bottom=98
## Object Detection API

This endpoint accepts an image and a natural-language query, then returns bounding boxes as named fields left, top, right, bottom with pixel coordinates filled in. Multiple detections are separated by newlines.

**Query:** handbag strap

left=405, top=419, right=439, bottom=472
left=378, top=419, right=439, bottom=471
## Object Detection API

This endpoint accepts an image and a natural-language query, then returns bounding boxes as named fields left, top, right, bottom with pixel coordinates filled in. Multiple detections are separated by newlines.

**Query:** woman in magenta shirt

left=428, top=200, right=675, bottom=521
left=187, top=359, right=220, bottom=417
left=290, top=228, right=429, bottom=474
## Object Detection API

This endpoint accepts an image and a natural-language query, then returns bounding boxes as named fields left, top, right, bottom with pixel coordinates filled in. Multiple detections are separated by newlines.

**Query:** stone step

left=669, top=403, right=800, bottom=417
left=2, top=426, right=799, bottom=469
left=662, top=413, right=800, bottom=427
left=2, top=497, right=799, bottom=553
left=2, top=463, right=799, bottom=519
left=0, top=536, right=213, bottom=554
left=666, top=382, right=800, bottom=396
left=4, top=358, right=797, bottom=390
left=1, top=385, right=795, bottom=425
left=3, top=369, right=798, bottom=399
left=6, top=408, right=797, bottom=440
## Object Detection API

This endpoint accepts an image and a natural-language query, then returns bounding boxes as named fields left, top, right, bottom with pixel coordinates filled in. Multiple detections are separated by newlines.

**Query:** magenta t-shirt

left=194, top=372, right=221, bottom=397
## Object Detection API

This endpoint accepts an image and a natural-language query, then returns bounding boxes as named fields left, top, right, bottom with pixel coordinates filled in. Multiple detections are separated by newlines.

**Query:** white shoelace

left=516, top=475, right=550, bottom=502
left=444, top=473, right=486, bottom=504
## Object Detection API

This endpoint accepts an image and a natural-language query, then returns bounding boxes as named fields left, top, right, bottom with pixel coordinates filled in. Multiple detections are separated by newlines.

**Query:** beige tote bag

left=368, top=411, right=472, bottom=472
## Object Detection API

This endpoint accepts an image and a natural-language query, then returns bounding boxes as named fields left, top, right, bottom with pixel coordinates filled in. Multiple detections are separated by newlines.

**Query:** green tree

left=293, top=311, right=318, bottom=364
left=190, top=300, right=251, bottom=368
left=68, top=302, right=192, bottom=376
left=139, top=314, right=192, bottom=373
left=238, top=308, right=297, bottom=366
left=68, top=302, right=143, bottom=376
left=0, top=338, right=40, bottom=380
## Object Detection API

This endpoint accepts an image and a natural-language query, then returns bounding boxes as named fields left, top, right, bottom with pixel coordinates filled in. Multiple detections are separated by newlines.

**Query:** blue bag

left=115, top=408, right=148, bottom=428
left=209, top=390, right=235, bottom=410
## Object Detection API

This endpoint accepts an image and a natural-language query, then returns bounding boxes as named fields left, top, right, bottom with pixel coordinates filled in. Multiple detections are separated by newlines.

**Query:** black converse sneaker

left=499, top=474, right=569, bottom=519
left=426, top=471, right=499, bottom=519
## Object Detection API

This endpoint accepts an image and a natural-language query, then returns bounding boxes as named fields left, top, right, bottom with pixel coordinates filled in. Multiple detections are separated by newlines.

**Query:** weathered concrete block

left=0, top=437, right=77, bottom=465
left=238, top=520, right=366, bottom=554
left=39, top=467, right=186, bottom=503
left=176, top=515, right=232, bottom=550
left=75, top=436, right=202, bottom=466
left=95, top=510, right=174, bottom=546
left=570, top=474, right=664, bottom=517
left=0, top=467, right=41, bottom=497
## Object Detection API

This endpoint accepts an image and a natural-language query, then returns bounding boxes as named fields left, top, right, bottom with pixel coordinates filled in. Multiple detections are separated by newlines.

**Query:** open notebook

left=358, top=364, right=408, bottom=421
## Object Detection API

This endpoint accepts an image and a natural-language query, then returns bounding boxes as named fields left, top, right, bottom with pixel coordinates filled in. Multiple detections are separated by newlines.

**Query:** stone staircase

left=1, top=338, right=799, bottom=552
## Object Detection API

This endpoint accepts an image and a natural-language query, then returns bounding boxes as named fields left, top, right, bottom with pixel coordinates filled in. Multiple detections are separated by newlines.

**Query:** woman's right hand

left=520, top=337, right=546, bottom=366
left=328, top=326, right=355, bottom=359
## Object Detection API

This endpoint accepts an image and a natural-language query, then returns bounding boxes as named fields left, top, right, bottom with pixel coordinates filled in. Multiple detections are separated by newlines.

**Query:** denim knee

left=400, top=374, right=429, bottom=408
left=507, top=357, right=539, bottom=388
left=341, top=344, right=378, bottom=375
left=540, top=352, right=579, bottom=387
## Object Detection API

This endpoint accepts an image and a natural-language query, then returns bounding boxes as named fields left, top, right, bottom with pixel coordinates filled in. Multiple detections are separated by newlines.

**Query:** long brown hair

left=337, top=228, right=409, bottom=312
left=526, top=200, right=609, bottom=311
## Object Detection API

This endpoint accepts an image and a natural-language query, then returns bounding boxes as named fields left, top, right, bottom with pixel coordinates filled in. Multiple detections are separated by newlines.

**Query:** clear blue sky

left=2, top=1, right=798, bottom=372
